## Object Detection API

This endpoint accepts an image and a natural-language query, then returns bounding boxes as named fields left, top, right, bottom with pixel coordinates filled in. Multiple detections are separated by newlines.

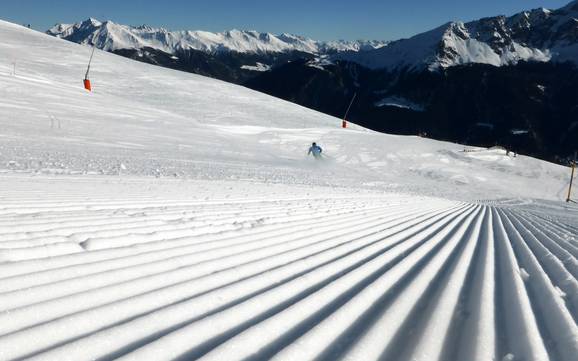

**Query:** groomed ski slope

left=0, top=177, right=577, bottom=361
left=0, top=20, right=577, bottom=361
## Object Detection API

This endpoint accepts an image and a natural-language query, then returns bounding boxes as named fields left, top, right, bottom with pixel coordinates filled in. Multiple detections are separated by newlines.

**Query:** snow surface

left=1, top=19, right=577, bottom=361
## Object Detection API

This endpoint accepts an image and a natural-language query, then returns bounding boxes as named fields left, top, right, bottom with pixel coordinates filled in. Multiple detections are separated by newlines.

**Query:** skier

left=308, top=142, right=323, bottom=159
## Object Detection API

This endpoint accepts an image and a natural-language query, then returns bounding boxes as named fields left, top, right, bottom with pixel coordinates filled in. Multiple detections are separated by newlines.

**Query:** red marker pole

left=342, top=93, right=357, bottom=129
left=83, top=46, right=96, bottom=91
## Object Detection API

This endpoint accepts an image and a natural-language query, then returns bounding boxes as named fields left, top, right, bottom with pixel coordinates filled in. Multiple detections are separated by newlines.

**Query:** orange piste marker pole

left=84, top=46, right=96, bottom=92
left=342, top=93, right=357, bottom=129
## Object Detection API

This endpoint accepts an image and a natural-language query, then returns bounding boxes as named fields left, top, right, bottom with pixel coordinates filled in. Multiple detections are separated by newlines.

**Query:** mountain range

left=48, top=18, right=387, bottom=55
left=47, top=1, right=578, bottom=163
left=339, top=1, right=578, bottom=71
left=47, top=19, right=386, bottom=83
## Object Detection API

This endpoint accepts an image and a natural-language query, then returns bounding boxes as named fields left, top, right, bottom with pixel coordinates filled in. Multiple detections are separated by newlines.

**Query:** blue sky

left=1, top=0, right=572, bottom=40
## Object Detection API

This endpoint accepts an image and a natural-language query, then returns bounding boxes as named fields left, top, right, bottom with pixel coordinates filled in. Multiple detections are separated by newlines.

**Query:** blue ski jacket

left=308, top=144, right=323, bottom=158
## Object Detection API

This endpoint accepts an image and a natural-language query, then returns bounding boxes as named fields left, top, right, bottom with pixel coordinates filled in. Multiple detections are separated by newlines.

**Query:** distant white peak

left=248, top=30, right=266, bottom=38
left=319, top=39, right=389, bottom=53
left=85, top=18, right=102, bottom=27
left=278, top=33, right=308, bottom=41
left=101, top=20, right=115, bottom=29
left=49, top=23, right=72, bottom=33
left=444, top=22, right=470, bottom=39
left=224, top=29, right=244, bottom=36
left=133, top=24, right=163, bottom=32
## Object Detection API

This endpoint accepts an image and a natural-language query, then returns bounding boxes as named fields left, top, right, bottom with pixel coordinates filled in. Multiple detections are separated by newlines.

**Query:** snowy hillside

left=339, top=0, right=578, bottom=71
left=0, top=19, right=570, bottom=201
left=1, top=18, right=577, bottom=361
left=48, top=18, right=387, bottom=55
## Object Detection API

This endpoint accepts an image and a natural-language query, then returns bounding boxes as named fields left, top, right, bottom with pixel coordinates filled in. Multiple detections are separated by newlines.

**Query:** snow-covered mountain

left=339, top=0, right=578, bottom=71
left=48, top=18, right=387, bottom=55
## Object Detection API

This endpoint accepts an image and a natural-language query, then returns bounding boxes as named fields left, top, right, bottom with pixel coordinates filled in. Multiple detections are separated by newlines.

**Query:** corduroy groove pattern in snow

left=0, top=189, right=576, bottom=361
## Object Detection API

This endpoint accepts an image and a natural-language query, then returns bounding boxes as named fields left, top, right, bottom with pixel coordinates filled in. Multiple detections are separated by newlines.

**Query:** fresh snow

left=0, top=19, right=577, bottom=361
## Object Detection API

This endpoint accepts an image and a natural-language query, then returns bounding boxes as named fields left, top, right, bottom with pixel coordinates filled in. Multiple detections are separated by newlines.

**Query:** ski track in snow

left=0, top=176, right=576, bottom=361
